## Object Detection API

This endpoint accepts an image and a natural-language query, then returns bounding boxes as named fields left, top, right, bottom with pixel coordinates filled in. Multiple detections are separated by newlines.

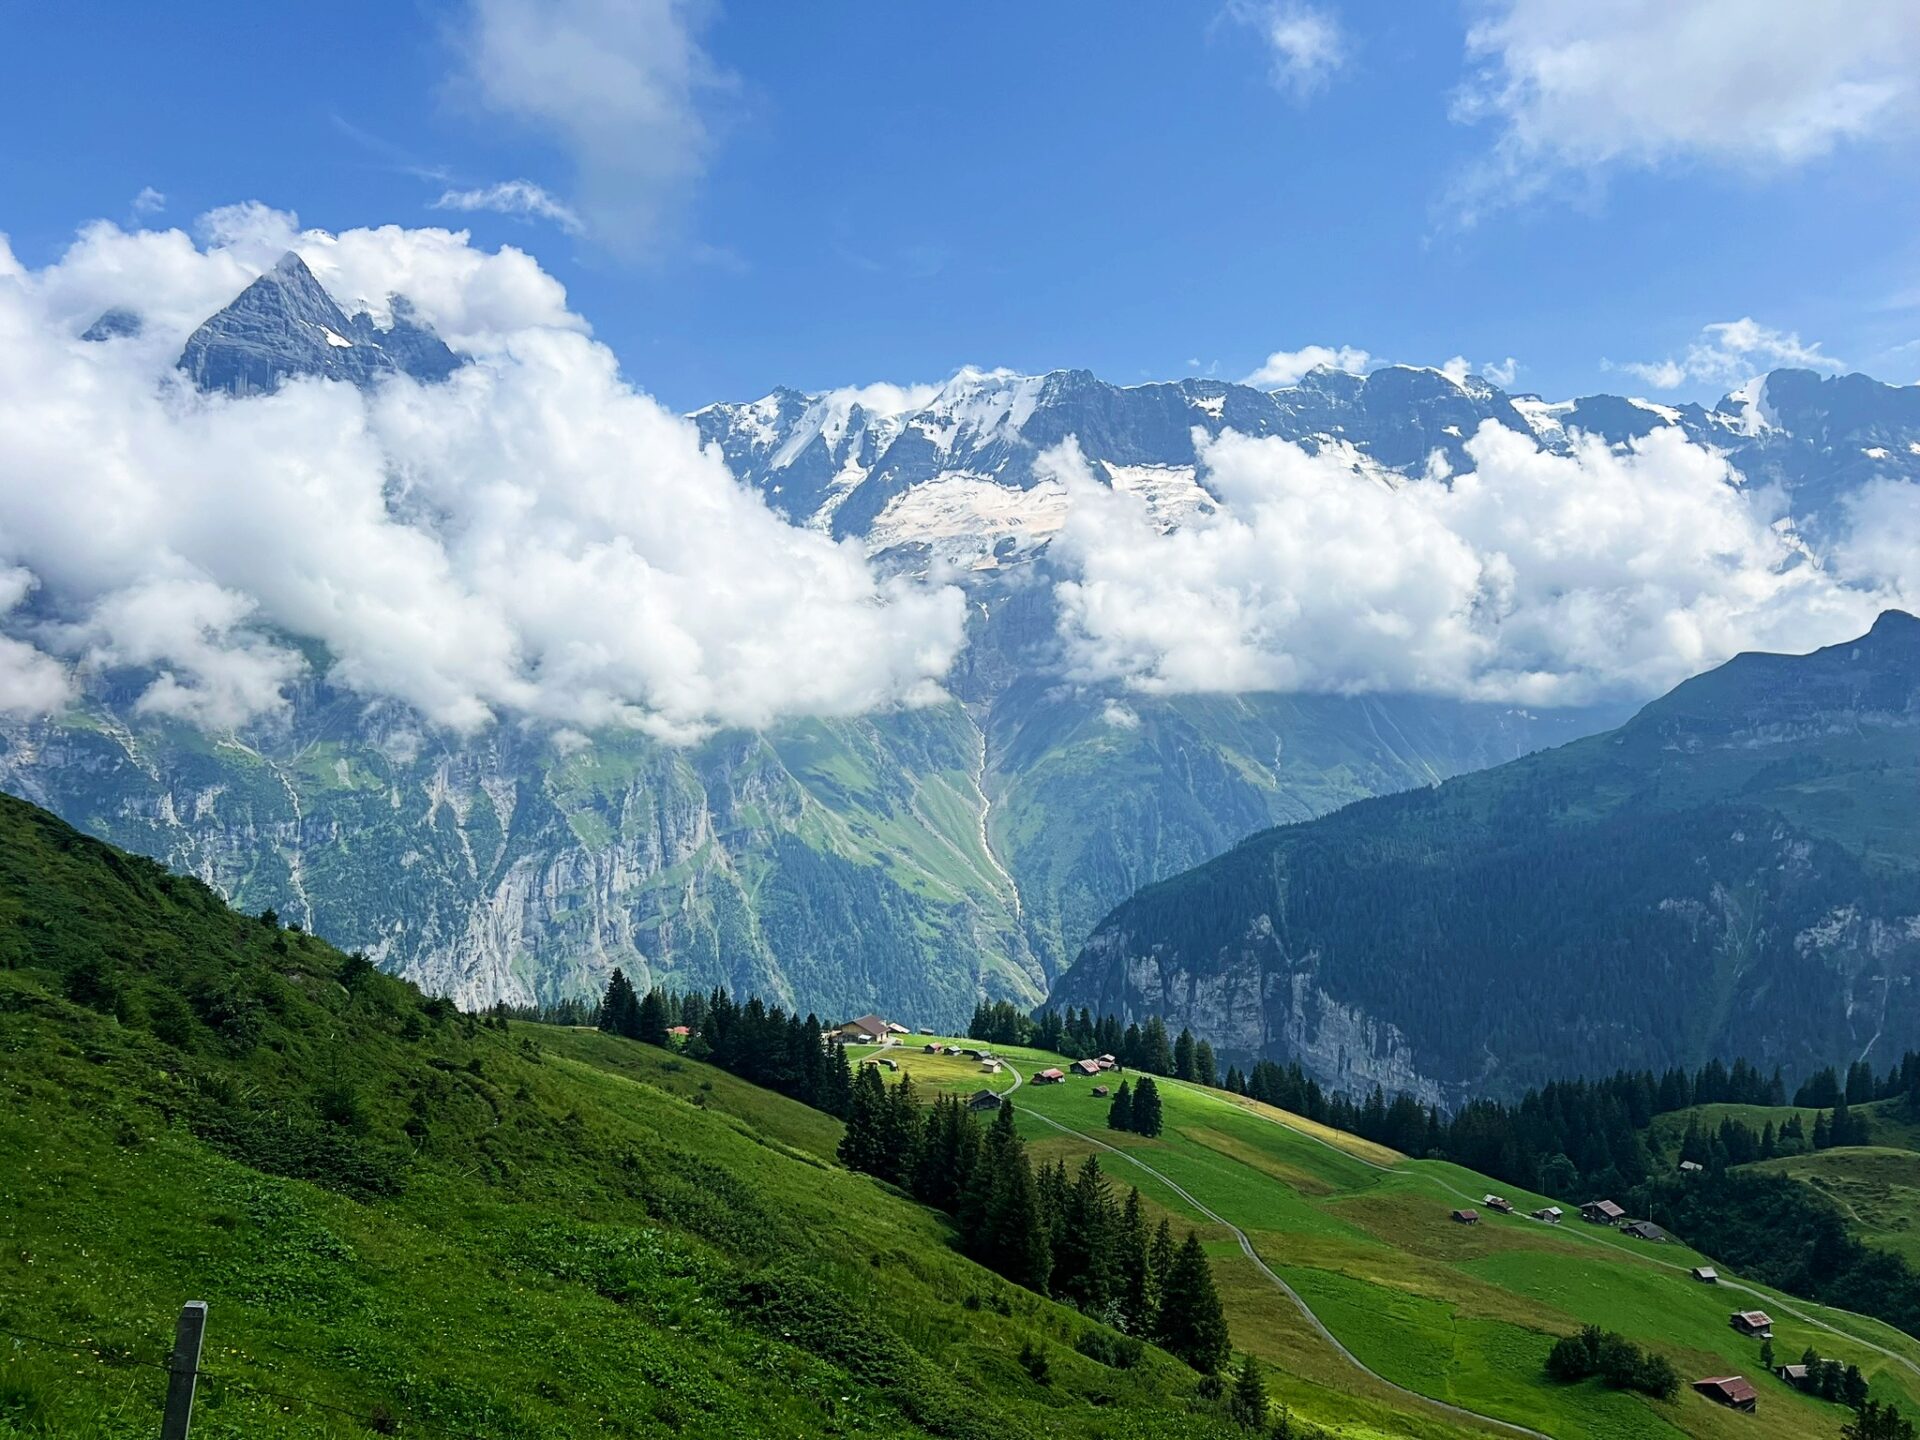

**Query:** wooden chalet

left=1033, top=1067, right=1066, bottom=1084
left=1531, top=1206, right=1563, bottom=1223
left=1092, top=1085, right=1110, bottom=1097
left=1581, top=1199, right=1626, bottom=1225
left=1482, top=1194, right=1514, bottom=1214
left=1775, top=1363, right=1810, bottom=1389
left=1071, top=1058, right=1102, bottom=1076
left=1621, top=1220, right=1667, bottom=1242
left=1450, top=1208, right=1479, bottom=1224
left=1693, top=1376, right=1757, bottom=1412
left=1729, top=1310, right=1773, bottom=1339
left=1096, top=1053, right=1117, bottom=1067
left=967, top=1089, right=1003, bottom=1112
left=1679, top=1159, right=1704, bottom=1173
left=834, top=1013, right=893, bottom=1043
left=1691, top=1266, right=1718, bottom=1283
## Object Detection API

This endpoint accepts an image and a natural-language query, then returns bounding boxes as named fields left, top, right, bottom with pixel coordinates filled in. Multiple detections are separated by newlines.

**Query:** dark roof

left=1622, top=1220, right=1666, bottom=1240
left=1694, top=1376, right=1757, bottom=1407
left=967, top=1089, right=1002, bottom=1109
left=1451, top=1208, right=1479, bottom=1222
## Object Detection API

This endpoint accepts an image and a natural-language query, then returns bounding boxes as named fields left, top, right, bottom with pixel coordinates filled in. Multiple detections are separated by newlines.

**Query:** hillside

left=0, top=790, right=1277, bottom=1440
left=848, top=1035, right=1920, bottom=1439
left=1048, top=613, right=1920, bottom=1101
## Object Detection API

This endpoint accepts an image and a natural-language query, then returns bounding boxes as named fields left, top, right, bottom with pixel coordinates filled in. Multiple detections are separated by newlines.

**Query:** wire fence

left=0, top=1320, right=487, bottom=1438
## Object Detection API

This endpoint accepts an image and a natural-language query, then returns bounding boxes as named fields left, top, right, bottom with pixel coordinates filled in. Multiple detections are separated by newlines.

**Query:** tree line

left=598, top=973, right=1234, bottom=1375
left=838, top=1070, right=1232, bottom=1372
left=970, top=1002, right=1219, bottom=1087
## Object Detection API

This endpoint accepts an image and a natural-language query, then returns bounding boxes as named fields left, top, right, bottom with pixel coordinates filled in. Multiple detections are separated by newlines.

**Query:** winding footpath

left=996, top=1061, right=1554, bottom=1440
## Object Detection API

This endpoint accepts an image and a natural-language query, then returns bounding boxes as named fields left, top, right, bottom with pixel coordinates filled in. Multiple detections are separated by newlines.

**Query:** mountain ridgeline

left=1048, top=613, right=1920, bottom=1103
left=12, top=251, right=1920, bottom=1031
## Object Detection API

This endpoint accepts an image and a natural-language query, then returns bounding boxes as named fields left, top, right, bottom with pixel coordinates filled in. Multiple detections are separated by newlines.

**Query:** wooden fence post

left=159, top=1301, right=207, bottom=1440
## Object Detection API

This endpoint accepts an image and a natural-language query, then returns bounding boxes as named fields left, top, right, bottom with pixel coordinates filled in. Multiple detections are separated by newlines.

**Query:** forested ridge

left=1050, top=611, right=1920, bottom=1095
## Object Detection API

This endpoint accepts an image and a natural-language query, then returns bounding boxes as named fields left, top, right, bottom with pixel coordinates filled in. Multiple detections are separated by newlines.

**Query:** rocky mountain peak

left=177, top=250, right=462, bottom=397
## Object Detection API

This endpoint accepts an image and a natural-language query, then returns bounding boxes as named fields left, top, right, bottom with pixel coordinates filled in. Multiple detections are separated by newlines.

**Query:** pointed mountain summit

left=178, top=250, right=461, bottom=396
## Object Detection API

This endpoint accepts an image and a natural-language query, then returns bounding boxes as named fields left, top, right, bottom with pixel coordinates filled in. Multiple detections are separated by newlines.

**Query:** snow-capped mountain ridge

left=695, top=361, right=1920, bottom=572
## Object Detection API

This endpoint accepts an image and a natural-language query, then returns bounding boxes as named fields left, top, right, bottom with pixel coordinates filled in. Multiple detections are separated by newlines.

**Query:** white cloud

left=1245, top=343, right=1372, bottom=388
left=1451, top=0, right=1920, bottom=221
left=0, top=568, right=74, bottom=716
left=433, top=179, right=583, bottom=234
left=1048, top=422, right=1897, bottom=707
left=1224, top=0, right=1348, bottom=102
left=131, top=187, right=166, bottom=217
left=1099, top=699, right=1140, bottom=730
left=1613, top=317, right=1845, bottom=391
left=0, top=210, right=966, bottom=737
left=451, top=0, right=733, bottom=255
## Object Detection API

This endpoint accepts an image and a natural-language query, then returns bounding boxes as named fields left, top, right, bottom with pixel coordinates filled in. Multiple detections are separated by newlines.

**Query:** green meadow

left=865, top=1038, right=1920, bottom=1439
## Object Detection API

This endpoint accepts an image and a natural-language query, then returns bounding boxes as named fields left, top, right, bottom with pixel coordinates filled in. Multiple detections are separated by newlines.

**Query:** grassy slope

left=0, top=793, right=1251, bottom=1440
left=859, top=1039, right=1920, bottom=1440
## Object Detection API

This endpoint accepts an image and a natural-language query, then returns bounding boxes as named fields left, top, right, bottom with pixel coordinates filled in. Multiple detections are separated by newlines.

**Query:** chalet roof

left=1694, top=1376, right=1757, bottom=1406
left=1037, top=1067, right=1065, bottom=1080
left=967, top=1090, right=1002, bottom=1109
left=839, top=1013, right=890, bottom=1033
left=1732, top=1310, right=1773, bottom=1328
left=1622, top=1220, right=1666, bottom=1241
left=1680, top=1159, right=1704, bottom=1171
left=1778, top=1364, right=1809, bottom=1381
left=1585, top=1199, right=1626, bottom=1218
left=1451, top=1208, right=1479, bottom=1222
left=885, top=1022, right=909, bottom=1033
left=1692, top=1267, right=1718, bottom=1281
left=1072, top=1059, right=1101, bottom=1075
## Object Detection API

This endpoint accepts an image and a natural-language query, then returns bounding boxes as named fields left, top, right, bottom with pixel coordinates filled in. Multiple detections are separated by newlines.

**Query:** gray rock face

left=177, top=251, right=460, bottom=396
left=80, top=307, right=143, bottom=342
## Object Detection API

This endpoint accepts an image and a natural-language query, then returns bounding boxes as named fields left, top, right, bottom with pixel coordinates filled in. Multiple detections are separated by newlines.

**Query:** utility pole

left=160, top=1302, right=207, bottom=1440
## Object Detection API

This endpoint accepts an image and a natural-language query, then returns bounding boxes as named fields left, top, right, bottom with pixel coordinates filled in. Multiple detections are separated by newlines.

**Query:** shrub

left=1543, top=1323, right=1676, bottom=1399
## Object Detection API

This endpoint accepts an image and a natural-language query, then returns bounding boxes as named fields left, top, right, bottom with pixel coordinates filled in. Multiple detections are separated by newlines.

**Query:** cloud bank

left=1244, top=343, right=1372, bottom=388
left=0, top=208, right=965, bottom=739
left=1048, top=423, right=1896, bottom=707
left=1613, top=317, right=1845, bottom=392
left=1452, top=0, right=1920, bottom=220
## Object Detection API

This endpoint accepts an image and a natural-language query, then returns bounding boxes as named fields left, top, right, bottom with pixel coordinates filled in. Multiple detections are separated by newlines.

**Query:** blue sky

left=2, top=1, right=1917, bottom=411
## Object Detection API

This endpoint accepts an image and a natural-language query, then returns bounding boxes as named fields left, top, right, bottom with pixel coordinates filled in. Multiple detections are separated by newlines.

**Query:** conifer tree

left=883, top=1073, right=925, bottom=1184
left=598, top=967, right=642, bottom=1038
left=1054, top=1154, right=1117, bottom=1311
left=1229, top=1352, right=1267, bottom=1429
left=1174, top=1027, right=1197, bottom=1081
left=1144, top=1016, right=1174, bottom=1076
left=1148, top=1217, right=1176, bottom=1321
left=838, top=1063, right=889, bottom=1175
left=975, top=1103, right=1050, bottom=1291
left=1107, top=1079, right=1134, bottom=1132
left=1118, top=1185, right=1151, bottom=1333
left=1133, top=1076, right=1164, bottom=1137
left=636, top=986, right=670, bottom=1046
left=1195, top=1039, right=1218, bottom=1088
left=1157, top=1230, right=1230, bottom=1373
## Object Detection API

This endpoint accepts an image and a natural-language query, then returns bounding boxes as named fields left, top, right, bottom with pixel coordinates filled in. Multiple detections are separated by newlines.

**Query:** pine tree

left=1144, top=1016, right=1174, bottom=1076
left=1107, top=1079, right=1134, bottom=1132
left=980, top=1108, right=1051, bottom=1292
left=1843, top=1362, right=1869, bottom=1410
left=636, top=986, right=670, bottom=1046
left=1156, top=1230, right=1230, bottom=1373
left=1054, top=1154, right=1117, bottom=1310
left=1174, top=1028, right=1197, bottom=1081
left=883, top=1073, right=925, bottom=1184
left=838, top=1063, right=889, bottom=1176
left=1229, top=1352, right=1266, bottom=1429
left=1760, top=1337, right=1774, bottom=1371
left=1117, top=1186, right=1151, bottom=1334
left=1195, top=1039, right=1218, bottom=1089
left=1133, top=1076, right=1164, bottom=1137
left=598, top=967, right=642, bottom=1039
left=1147, top=1218, right=1176, bottom=1324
